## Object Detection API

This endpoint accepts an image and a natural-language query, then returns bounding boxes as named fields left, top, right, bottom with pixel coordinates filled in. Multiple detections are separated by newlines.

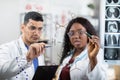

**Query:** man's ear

left=20, top=24, right=25, bottom=33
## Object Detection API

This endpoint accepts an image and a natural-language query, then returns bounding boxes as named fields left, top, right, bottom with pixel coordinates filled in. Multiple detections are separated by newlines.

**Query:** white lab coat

left=56, top=48, right=108, bottom=80
left=0, top=36, right=45, bottom=80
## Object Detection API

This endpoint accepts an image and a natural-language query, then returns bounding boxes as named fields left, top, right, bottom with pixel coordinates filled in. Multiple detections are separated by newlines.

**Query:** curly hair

left=60, top=17, right=98, bottom=64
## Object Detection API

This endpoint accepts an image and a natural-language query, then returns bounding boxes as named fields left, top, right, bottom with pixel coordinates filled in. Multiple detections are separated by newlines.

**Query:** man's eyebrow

left=30, top=25, right=36, bottom=27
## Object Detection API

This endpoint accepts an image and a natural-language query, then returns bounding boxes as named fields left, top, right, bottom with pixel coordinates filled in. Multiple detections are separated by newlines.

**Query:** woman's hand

left=87, top=35, right=100, bottom=70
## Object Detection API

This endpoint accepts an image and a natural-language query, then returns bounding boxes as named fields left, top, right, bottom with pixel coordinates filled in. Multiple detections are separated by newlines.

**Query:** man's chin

left=31, top=40, right=39, bottom=43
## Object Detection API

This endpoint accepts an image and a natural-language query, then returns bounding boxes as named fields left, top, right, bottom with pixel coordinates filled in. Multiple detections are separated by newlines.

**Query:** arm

left=87, top=35, right=100, bottom=71
left=0, top=44, right=31, bottom=79
left=87, top=48, right=108, bottom=80
left=0, top=42, right=46, bottom=79
left=87, top=62, right=108, bottom=80
left=87, top=35, right=108, bottom=80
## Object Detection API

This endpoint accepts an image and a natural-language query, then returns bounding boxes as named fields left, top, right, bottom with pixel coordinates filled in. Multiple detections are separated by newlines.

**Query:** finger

left=94, top=41, right=100, bottom=49
left=28, top=46, right=37, bottom=59
left=91, top=36, right=100, bottom=44
left=93, top=38, right=100, bottom=46
left=34, top=43, right=45, bottom=55
left=30, top=43, right=46, bottom=57
left=31, top=44, right=40, bottom=57
left=88, top=37, right=93, bottom=45
left=35, top=44, right=39, bottom=55
left=38, top=43, right=45, bottom=55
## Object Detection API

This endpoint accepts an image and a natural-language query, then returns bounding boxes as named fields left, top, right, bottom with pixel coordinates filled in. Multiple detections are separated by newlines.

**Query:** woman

left=53, top=17, right=107, bottom=80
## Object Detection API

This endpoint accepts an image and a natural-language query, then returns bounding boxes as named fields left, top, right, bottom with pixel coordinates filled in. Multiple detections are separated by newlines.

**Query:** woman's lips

left=74, top=41, right=81, bottom=45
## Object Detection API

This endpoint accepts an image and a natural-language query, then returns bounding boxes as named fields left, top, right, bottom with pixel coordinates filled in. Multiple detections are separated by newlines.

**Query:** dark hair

left=24, top=11, right=43, bottom=25
left=60, top=17, right=97, bottom=64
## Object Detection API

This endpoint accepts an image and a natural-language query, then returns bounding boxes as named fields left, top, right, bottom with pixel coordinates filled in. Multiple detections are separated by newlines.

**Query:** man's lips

left=32, top=36, right=39, bottom=40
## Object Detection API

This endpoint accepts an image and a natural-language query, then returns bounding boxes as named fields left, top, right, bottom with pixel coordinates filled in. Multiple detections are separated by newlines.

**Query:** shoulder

left=0, top=39, right=18, bottom=50
left=62, top=55, right=72, bottom=65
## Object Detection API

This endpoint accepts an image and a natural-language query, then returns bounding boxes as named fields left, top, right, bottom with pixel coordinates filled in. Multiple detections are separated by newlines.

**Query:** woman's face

left=68, top=23, right=88, bottom=49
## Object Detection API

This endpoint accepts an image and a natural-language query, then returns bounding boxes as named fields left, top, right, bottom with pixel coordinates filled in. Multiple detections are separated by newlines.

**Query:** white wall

left=0, top=0, right=20, bottom=44
left=0, top=0, right=98, bottom=44
left=0, top=0, right=99, bottom=64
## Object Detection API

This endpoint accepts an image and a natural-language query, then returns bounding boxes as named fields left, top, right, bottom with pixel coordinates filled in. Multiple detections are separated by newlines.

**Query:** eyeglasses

left=28, top=26, right=43, bottom=32
left=67, top=30, right=86, bottom=37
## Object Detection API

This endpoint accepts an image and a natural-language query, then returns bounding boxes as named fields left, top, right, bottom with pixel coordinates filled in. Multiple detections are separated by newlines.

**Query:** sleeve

left=38, top=54, right=45, bottom=65
left=86, top=49, right=108, bottom=80
left=87, top=63, right=108, bottom=80
left=0, top=44, right=32, bottom=79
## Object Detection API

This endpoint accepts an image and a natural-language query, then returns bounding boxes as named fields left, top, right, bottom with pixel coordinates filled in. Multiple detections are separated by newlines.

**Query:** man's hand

left=26, top=42, right=46, bottom=62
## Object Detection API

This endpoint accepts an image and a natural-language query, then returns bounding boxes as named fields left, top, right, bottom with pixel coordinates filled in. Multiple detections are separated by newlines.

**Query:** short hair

left=24, top=11, right=43, bottom=25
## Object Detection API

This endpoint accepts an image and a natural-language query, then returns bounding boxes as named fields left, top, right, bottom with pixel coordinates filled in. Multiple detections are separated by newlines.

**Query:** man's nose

left=34, top=29, right=41, bottom=34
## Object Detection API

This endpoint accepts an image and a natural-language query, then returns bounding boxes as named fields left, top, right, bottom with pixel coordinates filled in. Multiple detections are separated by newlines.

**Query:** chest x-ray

left=107, top=21, right=118, bottom=33
left=105, top=34, right=118, bottom=46
left=106, top=6, right=120, bottom=19
left=106, top=0, right=120, bottom=5
left=104, top=48, right=119, bottom=60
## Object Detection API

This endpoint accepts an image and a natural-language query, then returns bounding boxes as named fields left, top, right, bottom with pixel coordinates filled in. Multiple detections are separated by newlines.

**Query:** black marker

left=37, top=41, right=51, bottom=48
left=45, top=45, right=52, bottom=48
left=85, top=32, right=92, bottom=38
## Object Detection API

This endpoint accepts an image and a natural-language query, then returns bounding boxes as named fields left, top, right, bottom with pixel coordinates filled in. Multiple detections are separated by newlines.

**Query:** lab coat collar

left=70, top=47, right=88, bottom=62
left=62, top=47, right=88, bottom=68
left=17, top=36, right=28, bottom=54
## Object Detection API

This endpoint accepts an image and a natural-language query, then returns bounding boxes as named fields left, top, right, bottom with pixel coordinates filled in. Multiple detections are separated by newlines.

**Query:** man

left=0, top=11, right=46, bottom=80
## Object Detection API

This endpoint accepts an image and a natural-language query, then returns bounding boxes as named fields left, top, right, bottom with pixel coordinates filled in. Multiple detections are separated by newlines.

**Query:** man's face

left=21, top=19, right=43, bottom=45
